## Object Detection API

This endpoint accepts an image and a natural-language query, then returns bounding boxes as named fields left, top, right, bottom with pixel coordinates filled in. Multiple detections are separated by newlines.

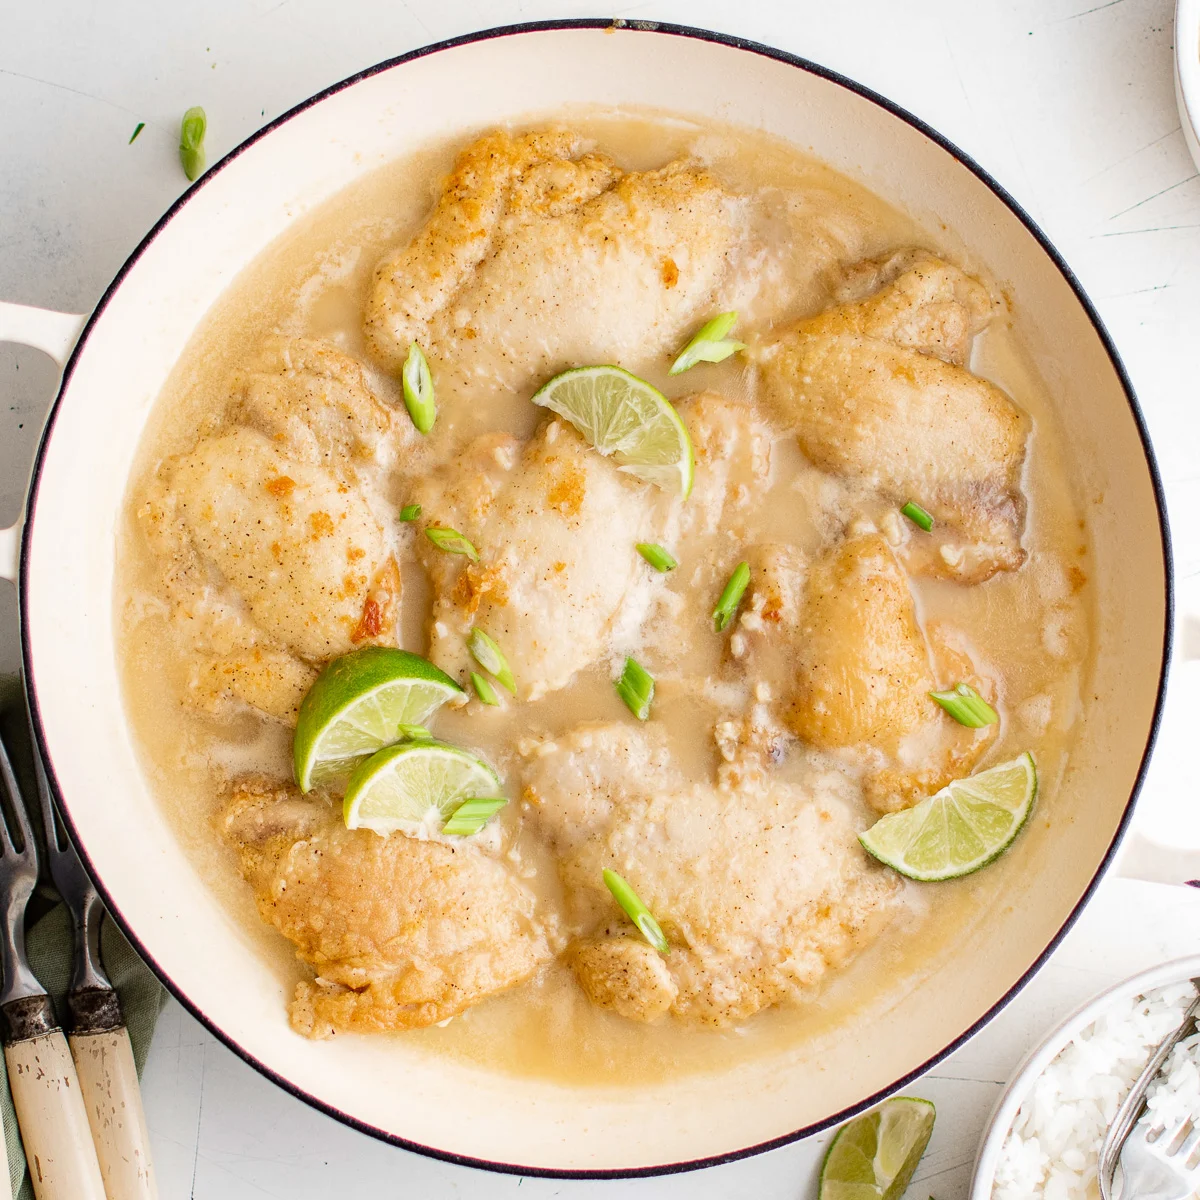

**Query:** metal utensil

left=1107, top=1108, right=1200, bottom=1200
left=0, top=729, right=104, bottom=1199
left=28, top=720, right=158, bottom=1199
left=1099, top=984, right=1200, bottom=1200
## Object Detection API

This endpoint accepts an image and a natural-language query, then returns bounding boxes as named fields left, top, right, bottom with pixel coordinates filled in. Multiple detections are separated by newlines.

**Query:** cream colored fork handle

left=4, top=1032, right=105, bottom=1200
left=70, top=1027, right=157, bottom=1200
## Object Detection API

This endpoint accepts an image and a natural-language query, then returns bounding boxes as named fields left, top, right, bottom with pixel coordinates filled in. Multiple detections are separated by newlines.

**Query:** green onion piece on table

left=129, top=122, right=145, bottom=144
left=712, top=561, right=751, bottom=632
left=901, top=501, right=934, bottom=532
left=471, top=672, right=500, bottom=706
left=179, top=106, right=207, bottom=181
left=669, top=312, right=746, bottom=376
left=615, top=657, right=654, bottom=720
left=602, top=869, right=669, bottom=954
left=442, top=796, right=508, bottom=837
left=468, top=629, right=516, bottom=695
left=636, top=543, right=678, bottom=572
left=399, top=503, right=421, bottom=522
left=395, top=723, right=431, bottom=741
left=402, top=342, right=436, bottom=434
left=929, top=682, right=999, bottom=728
left=425, top=527, right=479, bottom=562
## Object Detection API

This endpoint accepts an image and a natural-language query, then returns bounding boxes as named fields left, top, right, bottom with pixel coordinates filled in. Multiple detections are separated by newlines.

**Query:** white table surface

left=4, top=0, right=1200, bottom=1196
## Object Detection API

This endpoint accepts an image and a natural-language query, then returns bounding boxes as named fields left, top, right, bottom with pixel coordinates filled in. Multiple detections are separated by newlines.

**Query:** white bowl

left=1175, top=0, right=1200, bottom=169
left=970, top=954, right=1200, bottom=1200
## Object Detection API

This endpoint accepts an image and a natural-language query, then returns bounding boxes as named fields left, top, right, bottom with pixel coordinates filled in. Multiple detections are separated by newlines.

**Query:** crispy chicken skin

left=137, top=341, right=399, bottom=720
left=230, top=337, right=402, bottom=474
left=221, top=781, right=553, bottom=1038
left=781, top=531, right=996, bottom=812
left=411, top=420, right=661, bottom=699
left=756, top=255, right=1029, bottom=584
left=523, top=722, right=897, bottom=1025
left=364, top=128, right=743, bottom=391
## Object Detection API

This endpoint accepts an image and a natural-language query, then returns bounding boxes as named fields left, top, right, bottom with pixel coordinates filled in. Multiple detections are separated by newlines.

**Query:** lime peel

left=819, top=1097, right=936, bottom=1200
left=859, top=753, right=1037, bottom=882
left=292, top=647, right=463, bottom=793
left=530, top=365, right=695, bottom=498
left=343, top=740, right=502, bottom=835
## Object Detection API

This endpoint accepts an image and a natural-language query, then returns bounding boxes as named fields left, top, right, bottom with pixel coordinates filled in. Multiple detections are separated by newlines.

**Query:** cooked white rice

left=993, top=980, right=1200, bottom=1200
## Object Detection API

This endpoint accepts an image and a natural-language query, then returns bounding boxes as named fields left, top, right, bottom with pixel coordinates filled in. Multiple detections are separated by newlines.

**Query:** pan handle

left=0, top=303, right=88, bottom=583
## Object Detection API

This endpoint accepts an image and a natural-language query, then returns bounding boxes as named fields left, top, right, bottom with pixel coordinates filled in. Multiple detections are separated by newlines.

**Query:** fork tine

left=26, top=707, right=62, bottom=854
left=0, top=732, right=26, bottom=857
left=1177, top=1122, right=1200, bottom=1161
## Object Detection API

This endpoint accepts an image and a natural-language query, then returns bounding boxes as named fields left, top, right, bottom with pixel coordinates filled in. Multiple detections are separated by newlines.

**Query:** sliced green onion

left=179, top=106, right=207, bottom=181
left=901, top=501, right=934, bottom=532
left=402, top=342, right=436, bottom=434
left=668, top=311, right=746, bottom=376
left=615, top=657, right=654, bottom=721
left=712, top=561, right=751, bottom=632
left=399, top=503, right=422, bottom=522
left=425, top=526, right=479, bottom=562
left=471, top=672, right=500, bottom=706
left=396, top=723, right=431, bottom=740
left=929, top=682, right=998, bottom=728
left=443, top=796, right=508, bottom=837
left=468, top=628, right=516, bottom=695
left=129, top=122, right=145, bottom=144
left=602, top=868, right=669, bottom=954
left=636, top=543, right=678, bottom=572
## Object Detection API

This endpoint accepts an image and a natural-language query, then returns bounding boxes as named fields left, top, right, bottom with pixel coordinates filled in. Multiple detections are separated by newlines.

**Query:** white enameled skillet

left=0, top=20, right=1173, bottom=1178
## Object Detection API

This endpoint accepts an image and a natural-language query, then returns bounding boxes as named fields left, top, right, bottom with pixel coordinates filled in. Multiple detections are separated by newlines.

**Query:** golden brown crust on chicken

left=221, top=781, right=553, bottom=1038
left=136, top=340, right=400, bottom=722
left=411, top=420, right=660, bottom=699
left=523, top=722, right=898, bottom=1026
left=757, top=256, right=1029, bottom=584
left=786, top=532, right=996, bottom=811
left=364, top=128, right=743, bottom=392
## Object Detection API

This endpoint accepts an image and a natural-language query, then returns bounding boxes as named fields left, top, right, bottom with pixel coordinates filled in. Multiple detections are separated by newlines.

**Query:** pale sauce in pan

left=115, top=111, right=1093, bottom=1085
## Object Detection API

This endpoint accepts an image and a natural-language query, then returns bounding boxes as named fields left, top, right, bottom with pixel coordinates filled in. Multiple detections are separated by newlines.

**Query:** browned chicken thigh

left=734, top=531, right=996, bottom=812
left=137, top=340, right=400, bottom=721
left=222, top=781, right=554, bottom=1038
left=756, top=256, right=1030, bottom=584
left=522, top=722, right=897, bottom=1025
left=364, top=128, right=744, bottom=393
left=411, top=420, right=664, bottom=699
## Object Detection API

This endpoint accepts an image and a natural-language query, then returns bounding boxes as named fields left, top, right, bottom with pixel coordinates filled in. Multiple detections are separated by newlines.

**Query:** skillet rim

left=18, top=16, right=1175, bottom=1180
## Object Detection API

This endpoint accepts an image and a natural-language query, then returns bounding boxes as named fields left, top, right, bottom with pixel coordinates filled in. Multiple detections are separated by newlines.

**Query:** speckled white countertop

left=4, top=1, right=1200, bottom=1195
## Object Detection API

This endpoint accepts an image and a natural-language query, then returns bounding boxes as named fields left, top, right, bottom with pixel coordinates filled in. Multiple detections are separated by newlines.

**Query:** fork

left=0, top=729, right=105, bottom=1199
left=28, top=726, right=158, bottom=1200
left=1107, top=1109, right=1200, bottom=1200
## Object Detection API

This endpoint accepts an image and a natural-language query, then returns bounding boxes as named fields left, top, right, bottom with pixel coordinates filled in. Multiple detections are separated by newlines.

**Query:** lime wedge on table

left=531, top=365, right=694, bottom=497
left=343, top=740, right=501, bottom=834
left=820, top=1097, right=936, bottom=1200
left=293, top=647, right=463, bottom=792
left=859, top=752, right=1037, bottom=882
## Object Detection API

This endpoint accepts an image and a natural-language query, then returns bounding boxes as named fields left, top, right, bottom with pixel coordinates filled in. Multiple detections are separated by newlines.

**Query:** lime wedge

left=293, top=647, right=463, bottom=792
left=342, top=740, right=501, bottom=834
left=859, top=753, right=1037, bottom=882
left=530, top=365, right=694, bottom=497
left=820, top=1097, right=936, bottom=1200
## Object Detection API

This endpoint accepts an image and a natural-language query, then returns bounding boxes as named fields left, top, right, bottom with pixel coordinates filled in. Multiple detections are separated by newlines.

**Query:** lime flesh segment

left=342, top=740, right=501, bottom=834
left=293, top=647, right=463, bottom=792
left=820, top=1098, right=936, bottom=1200
left=530, top=365, right=695, bottom=497
left=859, top=753, right=1037, bottom=882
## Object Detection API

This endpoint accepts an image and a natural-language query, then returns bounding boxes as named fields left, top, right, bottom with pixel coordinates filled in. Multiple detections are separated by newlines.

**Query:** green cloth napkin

left=0, top=679, right=168, bottom=1199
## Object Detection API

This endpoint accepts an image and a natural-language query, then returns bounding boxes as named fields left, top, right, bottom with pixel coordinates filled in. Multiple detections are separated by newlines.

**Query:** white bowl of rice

left=971, top=955, right=1200, bottom=1200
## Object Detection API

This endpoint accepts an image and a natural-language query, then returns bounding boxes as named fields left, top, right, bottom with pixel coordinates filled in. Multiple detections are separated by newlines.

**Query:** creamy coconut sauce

left=115, top=112, right=1093, bottom=1085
